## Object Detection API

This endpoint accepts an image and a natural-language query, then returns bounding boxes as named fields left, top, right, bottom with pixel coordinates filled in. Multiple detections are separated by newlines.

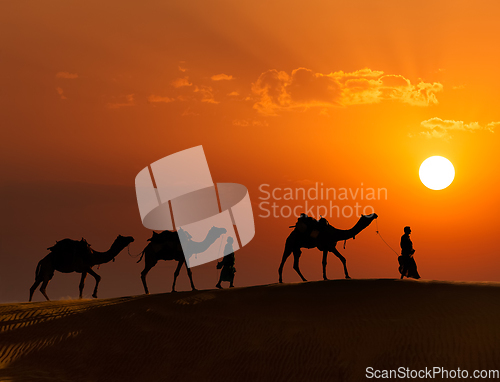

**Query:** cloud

left=232, top=119, right=269, bottom=127
left=148, top=95, right=175, bottom=103
left=419, top=117, right=497, bottom=139
left=56, top=87, right=66, bottom=100
left=56, top=71, right=78, bottom=79
left=176, top=95, right=192, bottom=102
left=319, top=108, right=330, bottom=117
left=172, top=77, right=192, bottom=88
left=228, top=91, right=239, bottom=96
left=211, top=73, right=234, bottom=81
left=251, top=68, right=443, bottom=115
left=147, top=82, right=219, bottom=106
left=106, top=94, right=135, bottom=109
left=193, top=85, right=218, bottom=104
left=182, top=107, right=198, bottom=116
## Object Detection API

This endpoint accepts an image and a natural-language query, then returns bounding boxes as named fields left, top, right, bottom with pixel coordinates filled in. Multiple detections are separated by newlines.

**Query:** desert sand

left=1, top=279, right=500, bottom=381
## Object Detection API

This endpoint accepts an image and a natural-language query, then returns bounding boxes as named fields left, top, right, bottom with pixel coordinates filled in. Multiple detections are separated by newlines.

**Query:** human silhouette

left=398, top=226, right=420, bottom=279
left=216, top=237, right=236, bottom=289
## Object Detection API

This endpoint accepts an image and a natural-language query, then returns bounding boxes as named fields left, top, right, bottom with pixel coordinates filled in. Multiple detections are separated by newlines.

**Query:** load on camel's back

left=279, top=212, right=378, bottom=283
left=47, top=238, right=93, bottom=268
left=48, top=237, right=91, bottom=254
left=146, top=230, right=183, bottom=253
left=290, top=213, right=331, bottom=239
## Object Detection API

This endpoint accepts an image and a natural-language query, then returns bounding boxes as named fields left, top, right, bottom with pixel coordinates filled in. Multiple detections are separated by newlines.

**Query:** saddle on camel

left=290, top=213, right=331, bottom=240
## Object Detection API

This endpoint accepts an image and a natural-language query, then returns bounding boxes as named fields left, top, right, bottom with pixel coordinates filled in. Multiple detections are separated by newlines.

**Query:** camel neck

left=336, top=217, right=373, bottom=241
left=91, top=240, right=123, bottom=265
left=185, top=230, right=220, bottom=255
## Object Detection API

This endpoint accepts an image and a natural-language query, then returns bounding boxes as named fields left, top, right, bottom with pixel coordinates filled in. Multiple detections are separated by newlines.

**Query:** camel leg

left=293, top=250, right=307, bottom=282
left=79, top=272, right=87, bottom=299
left=29, top=279, right=42, bottom=302
left=172, top=260, right=184, bottom=292
left=140, top=259, right=157, bottom=295
left=278, top=247, right=293, bottom=283
left=332, top=248, right=350, bottom=279
left=87, top=268, right=101, bottom=298
left=30, top=260, right=52, bottom=302
left=184, top=261, right=196, bottom=291
left=322, top=250, right=329, bottom=281
left=39, top=279, right=51, bottom=301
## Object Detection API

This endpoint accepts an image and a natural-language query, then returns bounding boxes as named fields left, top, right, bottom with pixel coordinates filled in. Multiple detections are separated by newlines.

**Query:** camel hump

left=48, top=238, right=90, bottom=253
left=147, top=230, right=178, bottom=243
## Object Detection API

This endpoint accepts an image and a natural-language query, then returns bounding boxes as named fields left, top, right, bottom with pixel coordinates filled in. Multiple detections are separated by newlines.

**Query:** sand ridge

left=1, top=279, right=500, bottom=381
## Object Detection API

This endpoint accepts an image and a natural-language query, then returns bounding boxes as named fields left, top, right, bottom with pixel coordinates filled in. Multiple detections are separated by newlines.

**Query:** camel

left=29, top=235, right=134, bottom=301
left=278, top=214, right=378, bottom=283
left=137, top=226, right=227, bottom=294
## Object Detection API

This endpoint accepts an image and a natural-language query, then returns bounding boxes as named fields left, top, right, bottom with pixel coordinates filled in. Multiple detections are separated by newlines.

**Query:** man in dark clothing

left=216, top=237, right=236, bottom=289
left=399, top=226, right=421, bottom=279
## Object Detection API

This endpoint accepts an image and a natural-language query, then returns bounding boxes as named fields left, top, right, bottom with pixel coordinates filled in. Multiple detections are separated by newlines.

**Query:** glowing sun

left=419, top=156, right=455, bottom=190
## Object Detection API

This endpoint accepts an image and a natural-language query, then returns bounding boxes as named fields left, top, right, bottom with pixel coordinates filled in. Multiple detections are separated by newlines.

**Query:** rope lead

left=375, top=219, right=400, bottom=255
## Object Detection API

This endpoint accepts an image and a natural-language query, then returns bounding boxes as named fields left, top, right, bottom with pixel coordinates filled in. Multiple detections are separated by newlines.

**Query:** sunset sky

left=2, top=0, right=499, bottom=302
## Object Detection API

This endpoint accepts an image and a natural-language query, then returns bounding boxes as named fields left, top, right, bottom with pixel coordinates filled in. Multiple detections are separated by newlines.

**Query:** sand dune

left=1, top=279, right=500, bottom=381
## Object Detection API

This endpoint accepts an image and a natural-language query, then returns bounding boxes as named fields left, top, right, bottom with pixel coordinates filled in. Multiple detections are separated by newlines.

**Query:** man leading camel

left=399, top=226, right=420, bottom=279
left=216, top=236, right=236, bottom=289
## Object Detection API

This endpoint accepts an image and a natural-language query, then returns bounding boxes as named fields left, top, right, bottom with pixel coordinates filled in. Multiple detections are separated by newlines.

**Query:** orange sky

left=1, top=0, right=499, bottom=302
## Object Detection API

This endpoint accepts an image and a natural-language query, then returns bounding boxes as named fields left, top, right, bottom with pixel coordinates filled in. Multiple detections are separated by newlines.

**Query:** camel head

left=362, top=213, right=378, bottom=221
left=180, top=227, right=228, bottom=259
left=354, top=213, right=378, bottom=233
left=115, top=235, right=135, bottom=247
left=359, top=213, right=378, bottom=226
left=103, top=235, right=134, bottom=262
left=209, top=226, right=227, bottom=237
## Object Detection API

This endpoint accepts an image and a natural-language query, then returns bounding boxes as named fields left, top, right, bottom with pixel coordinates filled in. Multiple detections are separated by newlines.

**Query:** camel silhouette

left=278, top=214, right=378, bottom=283
left=29, top=235, right=134, bottom=301
left=137, top=226, right=227, bottom=294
